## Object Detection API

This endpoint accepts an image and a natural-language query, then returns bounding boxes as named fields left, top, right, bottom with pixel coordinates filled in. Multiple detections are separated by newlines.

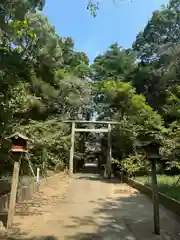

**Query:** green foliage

left=94, top=80, right=163, bottom=127
left=90, top=0, right=180, bottom=175
left=133, top=0, right=180, bottom=124
left=161, top=122, right=180, bottom=172
left=92, top=43, right=135, bottom=81
left=16, top=120, right=70, bottom=170
left=133, top=0, right=180, bottom=62
left=87, top=1, right=99, bottom=17
left=121, top=154, right=149, bottom=176
left=0, top=0, right=92, bottom=175
left=1, top=0, right=180, bottom=178
left=93, top=77, right=165, bottom=173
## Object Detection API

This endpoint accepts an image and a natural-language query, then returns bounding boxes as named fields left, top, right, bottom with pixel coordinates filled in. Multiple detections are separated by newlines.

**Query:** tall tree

left=132, top=0, right=180, bottom=124
left=92, top=43, right=135, bottom=81
left=133, top=0, right=180, bottom=62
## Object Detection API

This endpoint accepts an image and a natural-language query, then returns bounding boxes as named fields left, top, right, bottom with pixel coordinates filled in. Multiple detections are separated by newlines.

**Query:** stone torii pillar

left=106, top=123, right=112, bottom=178
left=104, top=123, right=112, bottom=178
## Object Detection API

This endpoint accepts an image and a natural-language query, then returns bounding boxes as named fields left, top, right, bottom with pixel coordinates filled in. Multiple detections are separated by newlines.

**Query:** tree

left=0, top=0, right=93, bottom=174
left=92, top=79, right=164, bottom=165
left=2, top=0, right=180, bottom=177
left=133, top=0, right=180, bottom=62
left=132, top=0, right=180, bottom=124
left=92, top=43, right=136, bottom=82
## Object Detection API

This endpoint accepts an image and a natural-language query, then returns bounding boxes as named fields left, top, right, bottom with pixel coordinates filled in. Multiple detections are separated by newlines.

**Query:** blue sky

left=43, top=0, right=169, bottom=63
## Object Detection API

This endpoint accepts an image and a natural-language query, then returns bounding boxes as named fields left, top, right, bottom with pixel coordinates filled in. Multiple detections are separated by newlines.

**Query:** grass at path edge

left=135, top=175, right=180, bottom=202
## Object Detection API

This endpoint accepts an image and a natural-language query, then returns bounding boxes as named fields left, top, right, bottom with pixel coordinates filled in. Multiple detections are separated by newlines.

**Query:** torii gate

left=63, top=120, right=120, bottom=177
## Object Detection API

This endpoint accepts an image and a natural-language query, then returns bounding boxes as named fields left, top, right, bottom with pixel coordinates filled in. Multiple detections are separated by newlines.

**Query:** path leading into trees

left=5, top=173, right=180, bottom=240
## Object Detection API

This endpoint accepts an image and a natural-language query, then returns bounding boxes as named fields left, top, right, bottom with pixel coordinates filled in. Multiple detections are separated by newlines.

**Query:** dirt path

left=5, top=174, right=180, bottom=240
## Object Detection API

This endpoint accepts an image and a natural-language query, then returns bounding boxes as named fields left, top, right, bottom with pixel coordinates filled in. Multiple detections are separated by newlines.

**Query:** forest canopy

left=0, top=0, right=180, bottom=176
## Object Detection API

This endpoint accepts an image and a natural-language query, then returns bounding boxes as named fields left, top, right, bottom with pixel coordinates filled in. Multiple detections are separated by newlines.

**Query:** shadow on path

left=2, top=175, right=180, bottom=240
left=63, top=195, right=153, bottom=239
left=75, top=173, right=121, bottom=184
left=3, top=235, right=59, bottom=240
left=64, top=175, right=180, bottom=239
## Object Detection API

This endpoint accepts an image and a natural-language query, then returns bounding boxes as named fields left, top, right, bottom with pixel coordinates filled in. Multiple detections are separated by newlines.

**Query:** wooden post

left=107, top=123, right=112, bottom=178
left=7, top=161, right=20, bottom=229
left=151, top=159, right=160, bottom=235
left=69, top=122, right=75, bottom=176
left=36, top=168, right=40, bottom=182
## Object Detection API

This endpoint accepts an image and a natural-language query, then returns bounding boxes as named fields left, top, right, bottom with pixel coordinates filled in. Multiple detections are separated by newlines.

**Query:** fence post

left=69, top=122, right=75, bottom=176
left=151, top=159, right=160, bottom=235
left=36, top=168, right=40, bottom=182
